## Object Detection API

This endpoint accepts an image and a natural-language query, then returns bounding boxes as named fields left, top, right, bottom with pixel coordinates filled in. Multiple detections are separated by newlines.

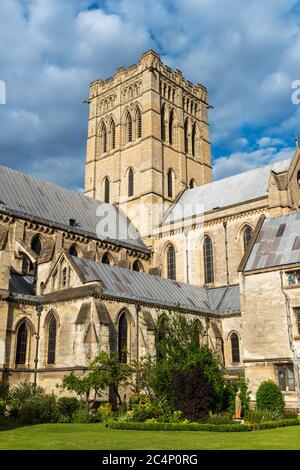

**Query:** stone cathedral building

left=1, top=50, right=300, bottom=408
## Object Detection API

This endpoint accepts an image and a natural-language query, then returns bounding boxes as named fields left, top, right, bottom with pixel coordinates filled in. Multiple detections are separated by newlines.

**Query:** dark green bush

left=57, top=397, right=80, bottom=421
left=207, top=413, right=236, bottom=425
left=72, top=408, right=97, bottom=423
left=256, top=380, right=285, bottom=414
left=251, top=419, right=299, bottom=430
left=18, top=393, right=57, bottom=424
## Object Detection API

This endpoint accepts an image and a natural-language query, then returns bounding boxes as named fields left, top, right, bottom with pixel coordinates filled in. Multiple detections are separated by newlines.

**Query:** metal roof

left=0, top=165, right=147, bottom=252
left=244, top=211, right=300, bottom=272
left=9, top=271, right=35, bottom=296
left=164, top=159, right=290, bottom=224
left=207, top=284, right=240, bottom=314
left=70, top=256, right=240, bottom=316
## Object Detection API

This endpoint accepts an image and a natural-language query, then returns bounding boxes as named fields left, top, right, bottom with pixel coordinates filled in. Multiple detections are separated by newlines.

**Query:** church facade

left=0, top=50, right=300, bottom=408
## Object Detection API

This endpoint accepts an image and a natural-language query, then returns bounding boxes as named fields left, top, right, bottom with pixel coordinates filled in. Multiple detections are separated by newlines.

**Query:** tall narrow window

left=243, top=226, right=253, bottom=253
left=136, top=108, right=142, bottom=139
left=128, top=168, right=134, bottom=197
left=22, top=253, right=34, bottom=275
left=110, top=120, right=116, bottom=150
left=203, top=236, right=214, bottom=284
left=62, top=267, right=67, bottom=287
left=101, top=123, right=107, bottom=153
left=184, top=119, right=189, bottom=154
left=167, top=245, right=176, bottom=280
left=126, top=113, right=133, bottom=143
left=191, top=123, right=196, bottom=157
left=102, top=253, right=111, bottom=265
left=277, top=364, right=295, bottom=391
left=16, top=321, right=28, bottom=365
left=230, top=333, right=240, bottom=363
left=31, top=235, right=42, bottom=256
left=169, top=110, right=174, bottom=145
left=69, top=244, right=78, bottom=257
left=47, top=314, right=57, bottom=365
left=118, top=312, right=128, bottom=363
left=295, top=308, right=300, bottom=335
left=167, top=169, right=173, bottom=198
left=104, top=177, right=110, bottom=203
left=161, top=106, right=165, bottom=141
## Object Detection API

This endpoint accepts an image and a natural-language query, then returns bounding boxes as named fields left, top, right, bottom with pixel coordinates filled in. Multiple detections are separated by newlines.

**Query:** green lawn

left=0, top=423, right=300, bottom=450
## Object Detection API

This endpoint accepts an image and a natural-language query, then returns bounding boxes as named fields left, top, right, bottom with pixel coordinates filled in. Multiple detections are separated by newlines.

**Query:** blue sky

left=0, top=0, right=300, bottom=190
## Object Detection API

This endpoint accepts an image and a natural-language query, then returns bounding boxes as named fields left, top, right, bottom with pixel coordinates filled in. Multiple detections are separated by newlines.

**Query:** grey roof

left=9, top=271, right=35, bottom=296
left=164, top=159, right=290, bottom=224
left=0, top=165, right=147, bottom=252
left=244, top=211, right=300, bottom=272
left=207, top=285, right=240, bottom=314
left=70, top=256, right=240, bottom=316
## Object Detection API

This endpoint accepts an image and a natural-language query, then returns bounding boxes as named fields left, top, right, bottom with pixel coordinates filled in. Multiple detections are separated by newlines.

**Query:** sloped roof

left=9, top=271, right=35, bottom=296
left=244, top=211, right=300, bottom=272
left=164, top=159, right=290, bottom=224
left=70, top=256, right=240, bottom=316
left=207, top=284, right=240, bottom=314
left=0, top=165, right=147, bottom=252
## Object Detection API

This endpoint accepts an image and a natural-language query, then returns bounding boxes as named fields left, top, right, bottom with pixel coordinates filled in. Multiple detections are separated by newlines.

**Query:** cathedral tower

left=84, top=50, right=212, bottom=238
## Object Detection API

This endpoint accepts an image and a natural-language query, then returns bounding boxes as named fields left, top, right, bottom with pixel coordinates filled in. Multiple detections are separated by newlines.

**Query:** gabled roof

left=0, top=165, right=147, bottom=252
left=70, top=255, right=240, bottom=317
left=163, top=159, right=290, bottom=224
left=244, top=211, right=300, bottom=272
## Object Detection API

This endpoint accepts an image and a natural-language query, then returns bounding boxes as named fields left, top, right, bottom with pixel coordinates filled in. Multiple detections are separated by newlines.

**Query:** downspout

left=280, top=271, right=300, bottom=403
left=135, top=303, right=142, bottom=363
left=185, top=231, right=189, bottom=283
left=223, top=220, right=230, bottom=285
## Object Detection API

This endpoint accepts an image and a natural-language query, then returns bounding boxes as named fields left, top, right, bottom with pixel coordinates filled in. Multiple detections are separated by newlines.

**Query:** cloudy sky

left=0, top=0, right=300, bottom=191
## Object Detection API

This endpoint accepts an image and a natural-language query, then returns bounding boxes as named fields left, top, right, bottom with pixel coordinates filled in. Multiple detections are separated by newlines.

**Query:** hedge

left=108, top=419, right=299, bottom=433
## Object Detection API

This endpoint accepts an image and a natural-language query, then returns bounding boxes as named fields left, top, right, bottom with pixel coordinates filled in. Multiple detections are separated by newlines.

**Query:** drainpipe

left=135, top=303, right=142, bottom=363
left=185, top=230, right=190, bottom=283
left=280, top=271, right=300, bottom=403
left=33, top=303, right=43, bottom=393
left=223, top=220, right=230, bottom=285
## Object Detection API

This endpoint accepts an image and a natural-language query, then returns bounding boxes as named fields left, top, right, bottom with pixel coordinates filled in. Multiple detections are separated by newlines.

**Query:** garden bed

left=108, top=418, right=299, bottom=432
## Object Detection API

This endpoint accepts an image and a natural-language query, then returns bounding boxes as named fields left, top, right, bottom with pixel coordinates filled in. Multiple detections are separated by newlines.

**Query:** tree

left=59, top=371, right=105, bottom=407
left=90, top=352, right=131, bottom=406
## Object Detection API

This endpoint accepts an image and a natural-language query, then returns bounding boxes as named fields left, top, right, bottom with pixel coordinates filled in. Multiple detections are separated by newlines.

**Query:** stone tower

left=84, top=50, right=212, bottom=238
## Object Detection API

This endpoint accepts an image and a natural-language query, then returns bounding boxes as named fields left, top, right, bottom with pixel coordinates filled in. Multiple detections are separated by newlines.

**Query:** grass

left=0, top=423, right=300, bottom=450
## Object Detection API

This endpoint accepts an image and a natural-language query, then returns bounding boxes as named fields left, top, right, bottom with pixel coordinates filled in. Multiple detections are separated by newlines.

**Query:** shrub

left=207, top=413, right=235, bottom=425
left=72, top=408, right=97, bottom=423
left=18, top=393, right=57, bottom=424
left=108, top=421, right=251, bottom=432
left=171, top=365, right=213, bottom=422
left=57, top=397, right=80, bottom=421
left=256, top=380, right=285, bottom=414
left=0, top=398, right=6, bottom=417
left=97, top=403, right=113, bottom=423
left=245, top=409, right=283, bottom=424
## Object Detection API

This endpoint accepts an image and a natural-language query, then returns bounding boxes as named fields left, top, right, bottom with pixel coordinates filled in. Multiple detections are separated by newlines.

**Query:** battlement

left=89, top=50, right=208, bottom=104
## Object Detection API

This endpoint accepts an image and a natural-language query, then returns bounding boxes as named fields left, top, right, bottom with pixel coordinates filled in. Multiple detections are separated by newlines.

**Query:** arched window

left=136, top=108, right=142, bottom=139
left=243, top=226, right=253, bottom=253
left=102, top=253, right=111, bottom=265
left=125, top=112, right=133, bottom=143
left=167, top=169, right=174, bottom=198
left=230, top=333, right=240, bottom=363
left=104, top=177, right=110, bottom=203
left=161, top=105, right=166, bottom=141
left=101, top=123, right=107, bottom=153
left=203, top=236, right=214, bottom=284
left=167, top=245, right=176, bottom=280
left=191, top=123, right=196, bottom=157
left=118, top=312, right=128, bottom=363
left=169, top=110, right=174, bottom=145
left=69, top=244, right=78, bottom=257
left=16, top=321, right=28, bottom=365
left=189, top=178, right=196, bottom=189
left=110, top=120, right=116, bottom=150
left=193, top=321, right=203, bottom=345
left=132, top=260, right=143, bottom=272
left=47, top=314, right=57, bottom=365
left=184, top=119, right=189, bottom=154
left=31, top=235, right=42, bottom=256
left=128, top=168, right=134, bottom=197
left=22, top=253, right=34, bottom=275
